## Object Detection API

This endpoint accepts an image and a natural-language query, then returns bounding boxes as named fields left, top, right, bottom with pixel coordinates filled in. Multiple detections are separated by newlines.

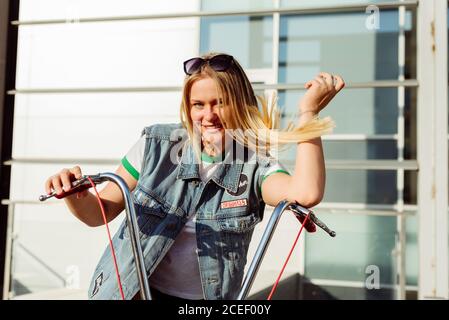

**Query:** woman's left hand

left=299, top=72, right=345, bottom=114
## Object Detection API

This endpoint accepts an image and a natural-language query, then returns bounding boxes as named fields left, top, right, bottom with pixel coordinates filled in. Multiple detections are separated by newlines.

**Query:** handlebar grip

left=54, top=183, right=92, bottom=199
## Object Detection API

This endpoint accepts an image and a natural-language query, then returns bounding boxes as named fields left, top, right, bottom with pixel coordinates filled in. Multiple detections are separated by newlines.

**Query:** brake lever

left=39, top=174, right=103, bottom=202
left=289, top=204, right=336, bottom=237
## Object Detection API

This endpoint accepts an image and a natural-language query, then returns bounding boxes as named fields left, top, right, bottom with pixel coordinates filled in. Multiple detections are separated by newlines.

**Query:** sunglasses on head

left=183, top=54, right=234, bottom=75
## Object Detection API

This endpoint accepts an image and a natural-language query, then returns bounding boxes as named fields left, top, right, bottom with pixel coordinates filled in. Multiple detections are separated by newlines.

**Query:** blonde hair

left=180, top=52, right=335, bottom=158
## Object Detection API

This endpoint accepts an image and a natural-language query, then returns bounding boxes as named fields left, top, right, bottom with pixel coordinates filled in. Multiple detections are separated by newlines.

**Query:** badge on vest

left=91, top=272, right=103, bottom=297
left=226, top=174, right=248, bottom=197
left=220, top=198, right=248, bottom=209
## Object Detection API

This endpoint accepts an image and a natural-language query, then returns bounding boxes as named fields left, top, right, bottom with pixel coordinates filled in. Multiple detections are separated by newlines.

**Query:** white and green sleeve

left=258, top=161, right=290, bottom=195
left=261, top=162, right=290, bottom=183
left=121, top=135, right=146, bottom=180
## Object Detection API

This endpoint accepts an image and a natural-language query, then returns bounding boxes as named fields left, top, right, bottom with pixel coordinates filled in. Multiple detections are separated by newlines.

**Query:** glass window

left=406, top=214, right=418, bottom=286
left=279, top=10, right=414, bottom=84
left=278, top=88, right=410, bottom=135
left=304, top=210, right=417, bottom=299
left=305, top=213, right=397, bottom=284
left=325, top=170, right=397, bottom=204
left=322, top=141, right=398, bottom=160
left=200, top=16, right=273, bottom=69
left=275, top=7, right=417, bottom=298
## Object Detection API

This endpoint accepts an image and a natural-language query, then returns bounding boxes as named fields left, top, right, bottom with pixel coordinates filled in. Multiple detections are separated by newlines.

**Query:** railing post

left=2, top=203, right=14, bottom=300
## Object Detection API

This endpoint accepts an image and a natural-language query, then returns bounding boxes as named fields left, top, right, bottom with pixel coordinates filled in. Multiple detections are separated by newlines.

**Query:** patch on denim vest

left=91, top=272, right=103, bottom=297
left=226, top=174, right=248, bottom=197
left=220, top=198, right=248, bottom=209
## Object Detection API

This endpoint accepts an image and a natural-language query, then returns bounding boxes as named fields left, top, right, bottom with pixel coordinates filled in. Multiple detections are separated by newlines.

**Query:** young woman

left=44, top=53, right=344, bottom=300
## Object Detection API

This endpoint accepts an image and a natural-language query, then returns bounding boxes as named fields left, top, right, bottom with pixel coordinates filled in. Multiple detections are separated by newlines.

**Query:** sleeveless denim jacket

left=88, top=123, right=274, bottom=300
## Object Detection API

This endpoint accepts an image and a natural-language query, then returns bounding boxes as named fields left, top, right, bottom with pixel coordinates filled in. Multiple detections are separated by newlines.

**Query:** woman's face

left=189, top=77, right=229, bottom=154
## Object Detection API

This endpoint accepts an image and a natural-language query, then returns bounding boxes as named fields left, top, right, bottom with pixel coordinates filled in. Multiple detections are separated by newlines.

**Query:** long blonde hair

left=180, top=52, right=335, bottom=158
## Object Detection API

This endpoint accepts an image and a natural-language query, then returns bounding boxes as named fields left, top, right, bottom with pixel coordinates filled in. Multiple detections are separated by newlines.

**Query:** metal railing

left=10, top=1, right=419, bottom=26
left=7, top=80, right=419, bottom=95
left=2, top=157, right=419, bottom=171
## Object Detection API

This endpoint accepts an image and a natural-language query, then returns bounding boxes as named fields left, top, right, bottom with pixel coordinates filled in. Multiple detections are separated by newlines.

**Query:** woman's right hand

left=44, top=166, right=88, bottom=199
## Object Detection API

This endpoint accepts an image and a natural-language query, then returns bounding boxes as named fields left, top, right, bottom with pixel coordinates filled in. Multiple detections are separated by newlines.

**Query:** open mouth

left=202, top=123, right=223, bottom=133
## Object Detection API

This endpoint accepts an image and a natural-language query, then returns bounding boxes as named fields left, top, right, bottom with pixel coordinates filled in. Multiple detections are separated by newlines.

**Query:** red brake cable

left=267, top=212, right=310, bottom=300
left=87, top=177, right=125, bottom=300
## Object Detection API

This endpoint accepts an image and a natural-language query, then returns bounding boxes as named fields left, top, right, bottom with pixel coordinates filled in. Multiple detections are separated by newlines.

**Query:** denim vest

left=88, top=123, right=273, bottom=300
